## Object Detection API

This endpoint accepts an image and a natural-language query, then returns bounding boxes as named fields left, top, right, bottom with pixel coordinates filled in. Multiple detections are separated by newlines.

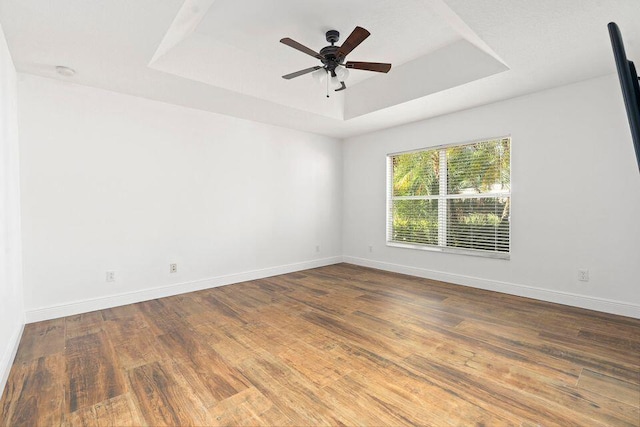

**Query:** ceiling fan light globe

left=312, top=68, right=327, bottom=84
left=330, top=75, right=341, bottom=89
left=335, top=66, right=349, bottom=81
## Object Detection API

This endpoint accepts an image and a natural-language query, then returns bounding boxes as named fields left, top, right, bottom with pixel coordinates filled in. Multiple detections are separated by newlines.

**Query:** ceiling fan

left=280, top=26, right=392, bottom=95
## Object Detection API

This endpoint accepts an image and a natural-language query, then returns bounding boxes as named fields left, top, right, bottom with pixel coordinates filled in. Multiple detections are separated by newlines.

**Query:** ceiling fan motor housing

left=321, top=30, right=343, bottom=72
left=320, top=46, right=340, bottom=66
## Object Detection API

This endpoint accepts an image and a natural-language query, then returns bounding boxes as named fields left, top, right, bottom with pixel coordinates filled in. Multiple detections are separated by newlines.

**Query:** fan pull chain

left=326, top=71, right=329, bottom=98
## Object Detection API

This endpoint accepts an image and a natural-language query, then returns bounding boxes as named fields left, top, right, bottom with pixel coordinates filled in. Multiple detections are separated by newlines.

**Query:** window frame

left=386, top=136, right=511, bottom=260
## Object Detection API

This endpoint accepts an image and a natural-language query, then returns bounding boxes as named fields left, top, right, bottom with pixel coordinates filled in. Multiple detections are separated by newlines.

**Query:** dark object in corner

left=608, top=22, right=640, bottom=173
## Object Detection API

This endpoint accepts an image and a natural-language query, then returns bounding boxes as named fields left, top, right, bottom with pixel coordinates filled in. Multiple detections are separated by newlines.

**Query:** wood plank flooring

left=1, top=263, right=639, bottom=426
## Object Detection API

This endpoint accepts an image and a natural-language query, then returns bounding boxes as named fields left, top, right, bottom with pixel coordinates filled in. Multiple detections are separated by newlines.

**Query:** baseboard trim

left=343, top=256, right=640, bottom=319
left=25, top=256, right=343, bottom=323
left=1, top=322, right=25, bottom=397
left=24, top=255, right=640, bottom=322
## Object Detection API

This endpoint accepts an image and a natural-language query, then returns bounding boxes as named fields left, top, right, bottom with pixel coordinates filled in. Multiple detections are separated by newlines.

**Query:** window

left=387, top=137, right=511, bottom=259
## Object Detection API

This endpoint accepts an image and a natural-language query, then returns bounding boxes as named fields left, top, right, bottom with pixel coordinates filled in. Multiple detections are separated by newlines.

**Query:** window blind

left=387, top=138, right=510, bottom=258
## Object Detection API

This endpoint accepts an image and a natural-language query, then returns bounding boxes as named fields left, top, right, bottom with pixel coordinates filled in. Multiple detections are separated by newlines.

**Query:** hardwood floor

left=1, top=263, right=639, bottom=426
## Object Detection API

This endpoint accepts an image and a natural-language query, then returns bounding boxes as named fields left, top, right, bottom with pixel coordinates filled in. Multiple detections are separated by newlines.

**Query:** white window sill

left=387, top=241, right=510, bottom=260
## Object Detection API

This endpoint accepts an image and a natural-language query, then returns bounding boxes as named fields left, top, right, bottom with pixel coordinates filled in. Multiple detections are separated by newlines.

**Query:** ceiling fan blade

left=345, top=61, right=392, bottom=73
left=280, top=38, right=323, bottom=60
left=337, top=26, right=370, bottom=58
left=282, top=66, right=322, bottom=80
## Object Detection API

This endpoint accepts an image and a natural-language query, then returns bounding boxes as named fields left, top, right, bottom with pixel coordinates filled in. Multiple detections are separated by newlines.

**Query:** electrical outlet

left=106, top=271, right=115, bottom=282
left=170, top=263, right=178, bottom=273
left=315, top=245, right=320, bottom=253
left=369, top=245, right=373, bottom=253
left=578, top=269, right=589, bottom=282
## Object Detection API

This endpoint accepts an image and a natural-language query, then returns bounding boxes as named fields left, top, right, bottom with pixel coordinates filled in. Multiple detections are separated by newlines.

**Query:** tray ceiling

left=0, top=0, right=638, bottom=137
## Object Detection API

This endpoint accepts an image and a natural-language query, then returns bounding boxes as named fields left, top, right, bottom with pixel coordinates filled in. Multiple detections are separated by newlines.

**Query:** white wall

left=18, top=75, right=342, bottom=321
left=15, top=68, right=640, bottom=326
left=0, top=23, right=24, bottom=394
left=343, top=74, right=640, bottom=318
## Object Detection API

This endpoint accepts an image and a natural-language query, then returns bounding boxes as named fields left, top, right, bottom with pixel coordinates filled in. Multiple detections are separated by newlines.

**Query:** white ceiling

left=1, top=0, right=639, bottom=138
